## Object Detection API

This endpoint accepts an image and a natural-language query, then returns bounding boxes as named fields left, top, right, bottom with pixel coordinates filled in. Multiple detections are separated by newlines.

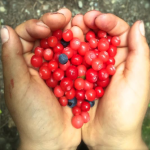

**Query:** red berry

left=63, top=29, right=73, bottom=42
left=62, top=47, right=74, bottom=59
left=93, top=49, right=99, bottom=56
left=74, top=78, right=85, bottom=90
left=98, top=51, right=109, bottom=63
left=97, top=78, right=110, bottom=88
left=106, top=64, right=116, bottom=75
left=53, top=43, right=63, bottom=53
left=48, top=60, right=58, bottom=72
left=53, top=68, right=64, bottom=81
left=89, top=38, right=98, bottom=49
left=76, top=100, right=83, bottom=107
left=111, top=36, right=120, bottom=46
left=92, top=58, right=103, bottom=71
left=52, top=29, right=63, bottom=40
left=71, top=115, right=83, bottom=129
left=42, top=62, right=48, bottom=67
left=66, top=66, right=78, bottom=80
left=98, top=38, right=109, bottom=51
left=65, top=88, right=76, bottom=99
left=106, top=57, right=115, bottom=65
left=72, top=106, right=81, bottom=115
left=46, top=76, right=58, bottom=88
left=98, top=69, right=109, bottom=81
left=39, top=66, right=51, bottom=80
left=77, top=65, right=87, bottom=77
left=75, top=90, right=85, bottom=100
left=34, top=47, right=44, bottom=57
left=53, top=52, right=61, bottom=62
left=84, top=80, right=94, bottom=90
left=48, top=36, right=58, bottom=47
left=60, top=77, right=73, bottom=91
left=78, top=42, right=89, bottom=56
left=40, top=38, right=49, bottom=48
left=95, top=87, right=104, bottom=98
left=71, top=54, right=83, bottom=66
left=107, top=45, right=117, bottom=57
left=85, top=51, right=97, bottom=65
left=31, top=55, right=43, bottom=68
left=59, top=60, right=70, bottom=71
left=59, top=96, right=68, bottom=106
left=82, top=58, right=91, bottom=69
left=86, top=68, right=98, bottom=83
left=85, top=89, right=96, bottom=101
left=43, top=48, right=53, bottom=61
left=107, top=36, right=112, bottom=43
left=81, top=101, right=90, bottom=112
left=97, top=30, right=107, bottom=38
left=70, top=38, right=81, bottom=50
left=86, top=31, right=96, bottom=41
left=54, top=85, right=64, bottom=98
left=81, top=111, right=90, bottom=123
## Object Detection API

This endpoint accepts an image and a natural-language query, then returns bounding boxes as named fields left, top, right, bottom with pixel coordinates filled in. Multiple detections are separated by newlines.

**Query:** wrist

left=87, top=134, right=148, bottom=150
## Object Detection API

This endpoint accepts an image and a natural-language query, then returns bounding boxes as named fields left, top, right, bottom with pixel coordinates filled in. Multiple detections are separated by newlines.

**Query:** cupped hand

left=72, top=11, right=149, bottom=150
left=1, top=8, right=83, bottom=150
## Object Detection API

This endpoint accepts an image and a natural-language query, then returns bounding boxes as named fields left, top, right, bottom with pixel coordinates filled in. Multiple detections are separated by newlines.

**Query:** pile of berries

left=31, top=29, right=120, bottom=129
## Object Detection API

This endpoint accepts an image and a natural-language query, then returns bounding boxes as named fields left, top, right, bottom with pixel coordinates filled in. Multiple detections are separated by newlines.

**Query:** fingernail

left=0, top=25, right=9, bottom=44
left=139, top=20, right=145, bottom=36
left=36, top=21, right=49, bottom=28
left=50, top=12, right=64, bottom=16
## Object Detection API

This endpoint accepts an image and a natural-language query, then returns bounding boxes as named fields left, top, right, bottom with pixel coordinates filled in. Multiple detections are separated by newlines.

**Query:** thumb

left=1, top=26, right=30, bottom=88
left=125, top=21, right=150, bottom=84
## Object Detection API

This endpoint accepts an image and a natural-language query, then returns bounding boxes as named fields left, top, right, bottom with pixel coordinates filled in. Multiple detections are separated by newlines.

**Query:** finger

left=114, top=47, right=128, bottom=67
left=63, top=20, right=72, bottom=31
left=71, top=26, right=84, bottom=41
left=72, top=14, right=90, bottom=34
left=40, top=12, right=66, bottom=31
left=95, top=13, right=130, bottom=47
left=1, top=26, right=30, bottom=88
left=15, top=19, right=50, bottom=53
left=83, top=10, right=102, bottom=29
left=23, top=52, right=34, bottom=68
left=125, top=21, right=149, bottom=85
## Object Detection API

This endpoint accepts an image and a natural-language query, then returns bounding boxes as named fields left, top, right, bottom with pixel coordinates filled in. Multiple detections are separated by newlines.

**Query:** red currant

left=97, top=30, right=107, bottom=38
left=31, top=55, right=43, bottom=68
left=86, top=68, right=98, bottom=83
left=111, top=36, right=120, bottom=46
left=106, top=64, right=116, bottom=75
left=95, top=87, right=104, bottom=98
left=43, top=48, right=53, bottom=61
left=81, top=101, right=90, bottom=111
left=85, top=51, right=97, bottom=65
left=75, top=90, right=85, bottom=100
left=97, top=78, right=110, bottom=88
left=39, top=66, right=51, bottom=80
left=70, top=38, right=81, bottom=50
left=48, top=60, right=58, bottom=72
left=77, top=65, right=87, bottom=77
left=86, top=31, right=96, bottom=41
left=84, top=80, right=94, bottom=90
left=74, top=78, right=85, bottom=90
left=98, top=51, right=109, bottom=63
left=63, top=29, right=73, bottom=42
left=59, top=60, right=70, bottom=71
left=66, top=66, right=78, bottom=80
left=106, top=57, right=115, bottom=65
left=54, top=85, right=64, bottom=98
left=34, top=47, right=44, bottom=57
left=107, top=45, right=117, bottom=57
left=62, top=47, right=74, bottom=59
left=60, top=77, right=73, bottom=91
left=92, top=58, right=103, bottom=71
left=53, top=68, right=64, bottom=81
left=65, top=88, right=76, bottom=99
left=59, top=96, right=68, bottom=106
left=48, top=36, right=58, bottom=47
left=76, top=100, right=83, bottom=107
left=85, top=89, right=96, bottom=101
left=71, top=54, right=83, bottom=66
left=71, top=115, right=83, bottom=129
left=98, top=69, right=109, bottom=81
left=78, top=42, right=89, bottom=56
left=40, top=38, right=49, bottom=48
left=46, top=76, right=58, bottom=88
left=72, top=106, right=81, bottom=115
left=52, top=29, right=63, bottom=40
left=81, top=111, right=90, bottom=123
left=53, top=43, right=63, bottom=53
left=89, top=38, right=98, bottom=49
left=107, top=36, right=112, bottom=43
left=98, top=38, right=109, bottom=51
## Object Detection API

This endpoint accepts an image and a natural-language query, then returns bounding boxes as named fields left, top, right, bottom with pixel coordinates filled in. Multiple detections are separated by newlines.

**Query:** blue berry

left=60, top=39, right=70, bottom=47
left=59, top=54, right=68, bottom=64
left=85, top=100, right=95, bottom=107
left=68, top=97, right=77, bottom=108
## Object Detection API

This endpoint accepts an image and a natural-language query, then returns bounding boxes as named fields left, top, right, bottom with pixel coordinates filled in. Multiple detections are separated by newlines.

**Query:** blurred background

left=0, top=0, right=150, bottom=149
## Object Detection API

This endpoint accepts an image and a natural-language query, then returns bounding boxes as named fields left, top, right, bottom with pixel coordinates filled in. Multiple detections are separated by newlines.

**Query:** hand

left=74, top=11, right=149, bottom=149
left=1, top=8, right=83, bottom=150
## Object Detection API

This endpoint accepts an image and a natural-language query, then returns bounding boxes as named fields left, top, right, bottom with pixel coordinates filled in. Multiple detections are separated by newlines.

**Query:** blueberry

left=60, top=39, right=70, bottom=47
left=59, top=54, right=68, bottom=64
left=68, top=97, right=77, bottom=108
left=85, top=100, right=95, bottom=107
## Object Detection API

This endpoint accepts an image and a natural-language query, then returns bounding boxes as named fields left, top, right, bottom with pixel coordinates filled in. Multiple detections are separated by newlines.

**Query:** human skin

left=1, top=8, right=149, bottom=150
left=73, top=11, right=149, bottom=150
